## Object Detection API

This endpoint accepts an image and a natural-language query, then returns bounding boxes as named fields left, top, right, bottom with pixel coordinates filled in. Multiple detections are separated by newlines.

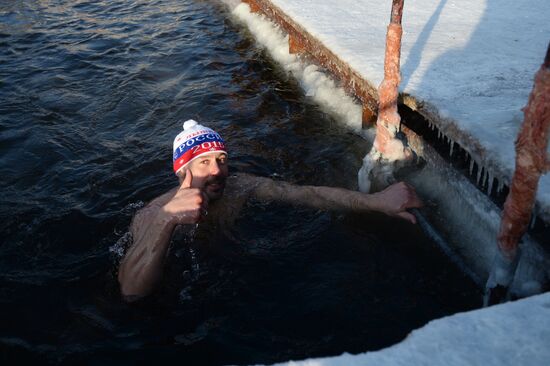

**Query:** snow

left=264, top=292, right=550, bottom=366
left=235, top=0, right=550, bottom=219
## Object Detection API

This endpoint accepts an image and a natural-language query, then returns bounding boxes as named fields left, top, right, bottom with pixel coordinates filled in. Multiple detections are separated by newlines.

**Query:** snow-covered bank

left=235, top=0, right=550, bottom=222
left=264, top=292, right=550, bottom=366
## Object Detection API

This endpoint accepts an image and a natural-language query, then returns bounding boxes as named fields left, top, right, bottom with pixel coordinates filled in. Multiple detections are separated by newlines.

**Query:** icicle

left=482, top=169, right=488, bottom=190
left=449, top=141, right=455, bottom=157
left=487, top=172, right=494, bottom=195
left=477, top=165, right=483, bottom=186
left=438, top=130, right=441, bottom=139
left=497, top=179, right=504, bottom=194
left=529, top=212, right=537, bottom=229
left=469, top=159, right=475, bottom=176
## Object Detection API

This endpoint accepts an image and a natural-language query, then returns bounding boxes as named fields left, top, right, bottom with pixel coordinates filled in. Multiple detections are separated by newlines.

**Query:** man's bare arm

left=243, top=174, right=422, bottom=223
left=118, top=172, right=206, bottom=301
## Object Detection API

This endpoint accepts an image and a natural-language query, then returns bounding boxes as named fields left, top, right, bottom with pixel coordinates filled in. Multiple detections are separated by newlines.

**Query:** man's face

left=184, top=152, right=228, bottom=201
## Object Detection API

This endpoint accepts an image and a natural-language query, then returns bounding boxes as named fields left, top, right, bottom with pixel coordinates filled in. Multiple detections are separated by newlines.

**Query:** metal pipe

left=372, top=0, right=406, bottom=158
left=242, top=0, right=261, bottom=13
left=485, top=43, right=550, bottom=305
left=390, top=0, right=405, bottom=25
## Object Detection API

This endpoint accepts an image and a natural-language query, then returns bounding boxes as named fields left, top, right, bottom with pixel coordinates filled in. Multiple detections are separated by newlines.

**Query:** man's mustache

left=204, top=176, right=226, bottom=187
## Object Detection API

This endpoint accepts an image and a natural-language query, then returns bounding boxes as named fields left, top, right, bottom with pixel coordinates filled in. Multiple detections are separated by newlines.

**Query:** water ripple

left=0, top=1, right=481, bottom=363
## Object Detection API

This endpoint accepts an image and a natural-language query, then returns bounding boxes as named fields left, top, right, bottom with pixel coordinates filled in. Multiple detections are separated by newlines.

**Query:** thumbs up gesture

left=162, top=170, right=208, bottom=225
left=180, top=168, right=194, bottom=189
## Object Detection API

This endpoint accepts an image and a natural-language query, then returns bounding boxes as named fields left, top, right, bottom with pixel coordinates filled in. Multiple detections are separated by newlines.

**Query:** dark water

left=0, top=0, right=481, bottom=365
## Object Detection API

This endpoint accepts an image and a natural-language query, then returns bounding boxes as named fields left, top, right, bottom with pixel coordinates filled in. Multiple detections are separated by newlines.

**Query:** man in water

left=118, top=120, right=423, bottom=301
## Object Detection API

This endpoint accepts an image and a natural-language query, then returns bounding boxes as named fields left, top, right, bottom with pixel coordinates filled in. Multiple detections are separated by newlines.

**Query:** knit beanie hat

left=172, top=120, right=227, bottom=174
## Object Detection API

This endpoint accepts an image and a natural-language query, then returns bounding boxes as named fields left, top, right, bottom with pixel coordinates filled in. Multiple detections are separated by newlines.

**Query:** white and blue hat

left=172, top=120, right=227, bottom=174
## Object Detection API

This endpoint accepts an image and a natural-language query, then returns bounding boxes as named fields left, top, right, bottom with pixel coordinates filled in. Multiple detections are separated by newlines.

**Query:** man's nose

left=209, top=160, right=221, bottom=176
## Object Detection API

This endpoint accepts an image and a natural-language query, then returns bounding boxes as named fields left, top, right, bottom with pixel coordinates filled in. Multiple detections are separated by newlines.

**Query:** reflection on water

left=0, top=0, right=480, bottom=364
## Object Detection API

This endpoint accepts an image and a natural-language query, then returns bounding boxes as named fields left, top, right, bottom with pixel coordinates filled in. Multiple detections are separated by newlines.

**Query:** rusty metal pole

left=372, top=0, right=405, bottom=157
left=242, top=0, right=261, bottom=13
left=485, top=43, right=550, bottom=305
left=358, top=0, right=410, bottom=193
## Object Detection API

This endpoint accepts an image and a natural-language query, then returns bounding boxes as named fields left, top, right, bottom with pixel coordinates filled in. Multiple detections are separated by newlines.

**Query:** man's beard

left=203, top=175, right=227, bottom=200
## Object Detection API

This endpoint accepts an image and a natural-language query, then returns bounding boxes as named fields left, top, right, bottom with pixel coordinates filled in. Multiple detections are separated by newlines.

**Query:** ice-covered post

left=485, top=43, right=550, bottom=306
left=358, top=0, right=412, bottom=193
left=377, top=0, right=405, bottom=156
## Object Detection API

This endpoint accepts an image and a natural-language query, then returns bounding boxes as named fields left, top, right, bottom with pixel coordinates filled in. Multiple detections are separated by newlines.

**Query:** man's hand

left=372, top=182, right=423, bottom=224
left=161, top=170, right=208, bottom=225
